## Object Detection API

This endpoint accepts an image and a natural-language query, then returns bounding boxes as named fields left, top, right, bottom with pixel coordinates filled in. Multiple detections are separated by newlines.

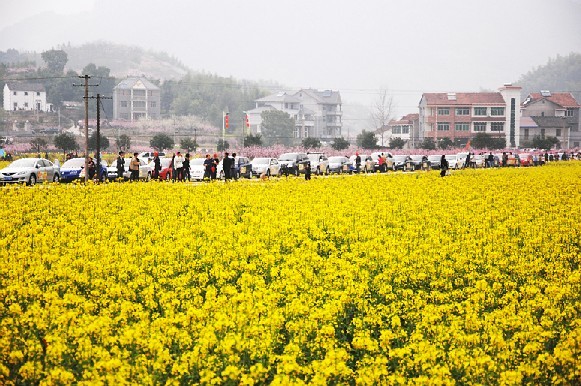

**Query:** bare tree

left=370, top=88, right=395, bottom=147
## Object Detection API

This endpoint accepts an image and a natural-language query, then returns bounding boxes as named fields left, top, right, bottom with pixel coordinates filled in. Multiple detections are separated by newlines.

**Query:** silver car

left=0, top=158, right=60, bottom=185
left=251, top=157, right=281, bottom=177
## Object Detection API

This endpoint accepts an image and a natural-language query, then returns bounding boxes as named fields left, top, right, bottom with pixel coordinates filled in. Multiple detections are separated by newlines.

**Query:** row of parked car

left=0, top=150, right=575, bottom=186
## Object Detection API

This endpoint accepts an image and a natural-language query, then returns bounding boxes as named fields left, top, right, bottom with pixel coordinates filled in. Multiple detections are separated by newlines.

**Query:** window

left=541, top=129, right=545, bottom=139
left=150, top=101, right=157, bottom=108
left=437, top=107, right=450, bottom=115
left=294, top=127, right=300, bottom=138
left=37, top=92, right=40, bottom=96
left=474, top=107, right=487, bottom=116
left=491, top=107, right=505, bottom=116
left=566, top=109, right=574, bottom=117
left=133, top=89, right=145, bottom=97
left=574, top=141, right=580, bottom=147
left=556, top=129, right=561, bottom=137
left=437, top=122, right=450, bottom=131
left=392, top=126, right=401, bottom=134
left=133, top=101, right=146, bottom=108
left=473, top=122, right=486, bottom=132
left=24, top=92, right=28, bottom=96
left=455, top=123, right=470, bottom=131
left=524, top=129, right=529, bottom=140
left=491, top=122, right=504, bottom=132
left=402, top=126, right=410, bottom=134
left=120, top=101, right=128, bottom=108
left=121, top=113, right=129, bottom=119
left=13, top=91, right=16, bottom=95
left=456, top=107, right=470, bottom=115
left=24, top=102, right=28, bottom=108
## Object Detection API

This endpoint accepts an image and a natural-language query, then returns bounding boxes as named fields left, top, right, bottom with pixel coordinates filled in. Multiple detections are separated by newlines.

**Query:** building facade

left=521, top=91, right=580, bottom=148
left=386, top=113, right=419, bottom=149
left=247, top=89, right=342, bottom=142
left=3, top=82, right=50, bottom=112
left=419, top=85, right=521, bottom=148
left=113, top=77, right=161, bottom=121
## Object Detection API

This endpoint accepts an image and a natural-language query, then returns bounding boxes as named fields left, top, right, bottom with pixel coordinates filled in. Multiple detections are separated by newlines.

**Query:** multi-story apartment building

left=521, top=91, right=580, bottom=148
left=113, top=77, right=160, bottom=121
left=3, top=82, right=50, bottom=112
left=247, top=89, right=342, bottom=141
left=419, top=84, right=521, bottom=148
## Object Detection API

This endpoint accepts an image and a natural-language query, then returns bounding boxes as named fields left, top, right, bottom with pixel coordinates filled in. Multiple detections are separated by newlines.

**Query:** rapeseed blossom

left=1, top=163, right=580, bottom=384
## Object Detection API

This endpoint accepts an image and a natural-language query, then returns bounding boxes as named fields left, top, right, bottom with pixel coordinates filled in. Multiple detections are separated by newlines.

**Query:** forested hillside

left=516, top=52, right=581, bottom=101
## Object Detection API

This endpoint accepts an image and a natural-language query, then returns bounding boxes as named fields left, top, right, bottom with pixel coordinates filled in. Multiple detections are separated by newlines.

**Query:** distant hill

left=516, top=52, right=581, bottom=102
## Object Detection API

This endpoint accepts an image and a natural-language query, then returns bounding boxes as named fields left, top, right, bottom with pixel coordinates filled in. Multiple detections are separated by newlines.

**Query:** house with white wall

left=3, top=82, right=50, bottom=112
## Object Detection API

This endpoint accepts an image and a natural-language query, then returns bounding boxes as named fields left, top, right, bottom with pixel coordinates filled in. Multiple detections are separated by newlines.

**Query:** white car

left=122, top=158, right=152, bottom=181
left=138, top=151, right=166, bottom=163
left=189, top=158, right=206, bottom=181
left=328, top=156, right=350, bottom=174
left=251, top=157, right=281, bottom=177
left=445, top=154, right=460, bottom=169
left=0, top=158, right=60, bottom=185
left=307, top=153, right=329, bottom=175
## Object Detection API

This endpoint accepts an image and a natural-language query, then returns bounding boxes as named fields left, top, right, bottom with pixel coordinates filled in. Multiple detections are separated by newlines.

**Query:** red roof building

left=419, top=85, right=522, bottom=148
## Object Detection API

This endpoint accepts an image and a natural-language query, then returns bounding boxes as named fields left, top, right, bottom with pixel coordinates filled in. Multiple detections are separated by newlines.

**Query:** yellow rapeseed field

left=1, top=163, right=580, bottom=385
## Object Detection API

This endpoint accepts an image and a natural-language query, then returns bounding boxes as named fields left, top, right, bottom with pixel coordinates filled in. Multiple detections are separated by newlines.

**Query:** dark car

left=391, top=155, right=410, bottom=171
left=406, top=155, right=430, bottom=171
left=235, top=156, right=253, bottom=179
left=278, top=152, right=310, bottom=176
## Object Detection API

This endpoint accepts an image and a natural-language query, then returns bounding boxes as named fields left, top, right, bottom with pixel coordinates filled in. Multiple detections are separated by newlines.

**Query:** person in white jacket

left=173, top=151, right=185, bottom=181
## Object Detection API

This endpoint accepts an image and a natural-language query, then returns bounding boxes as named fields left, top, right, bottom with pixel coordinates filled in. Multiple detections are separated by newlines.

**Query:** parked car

left=348, top=154, right=368, bottom=173
left=217, top=156, right=252, bottom=179
left=61, top=157, right=106, bottom=182
left=251, top=157, right=281, bottom=177
left=427, top=155, right=442, bottom=169
left=391, top=155, right=410, bottom=171
left=307, top=153, right=329, bottom=175
left=370, top=151, right=393, bottom=172
left=138, top=151, right=166, bottom=163
left=156, top=158, right=174, bottom=180
left=445, top=154, right=461, bottom=169
left=278, top=153, right=310, bottom=176
left=79, top=159, right=108, bottom=182
left=121, top=158, right=152, bottom=181
left=518, top=153, right=534, bottom=166
left=0, top=157, right=60, bottom=185
left=406, top=155, right=429, bottom=171
left=189, top=158, right=206, bottom=181
left=327, top=156, right=350, bottom=174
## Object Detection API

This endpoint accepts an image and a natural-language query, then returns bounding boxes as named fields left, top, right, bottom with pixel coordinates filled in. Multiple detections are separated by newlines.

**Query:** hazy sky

left=1, top=0, right=581, bottom=117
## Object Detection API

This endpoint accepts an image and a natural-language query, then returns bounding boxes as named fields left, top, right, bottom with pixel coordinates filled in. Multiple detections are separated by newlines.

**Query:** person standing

left=152, top=151, right=161, bottom=180
left=304, top=161, right=312, bottom=180
left=129, top=152, right=140, bottom=182
left=212, top=153, right=219, bottom=180
left=116, top=151, right=125, bottom=181
left=182, top=153, right=191, bottom=182
left=203, top=154, right=213, bottom=180
left=464, top=152, right=471, bottom=169
left=355, top=152, right=361, bottom=173
left=223, top=152, right=232, bottom=180
left=174, top=151, right=184, bottom=181
left=440, top=154, right=449, bottom=177
left=87, top=156, right=96, bottom=180
left=231, top=153, right=238, bottom=180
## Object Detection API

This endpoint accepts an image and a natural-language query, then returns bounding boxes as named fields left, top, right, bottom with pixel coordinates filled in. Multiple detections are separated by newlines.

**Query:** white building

left=3, top=82, right=50, bottom=112
left=247, top=89, right=342, bottom=141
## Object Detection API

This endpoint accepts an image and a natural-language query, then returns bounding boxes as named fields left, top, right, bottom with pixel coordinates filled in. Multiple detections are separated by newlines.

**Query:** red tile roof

left=526, top=92, right=580, bottom=108
left=422, top=92, right=505, bottom=105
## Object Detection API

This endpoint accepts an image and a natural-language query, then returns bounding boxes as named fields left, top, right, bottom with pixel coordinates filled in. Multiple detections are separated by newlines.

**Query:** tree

left=419, top=137, right=436, bottom=150
left=370, top=88, right=395, bottom=146
left=532, top=135, right=560, bottom=150
left=471, top=133, right=506, bottom=150
left=54, top=133, right=79, bottom=154
left=261, top=110, right=295, bottom=146
left=244, top=134, right=263, bottom=147
left=88, top=132, right=110, bottom=151
left=41, top=49, right=68, bottom=74
left=331, top=137, right=350, bottom=151
left=150, top=133, right=174, bottom=151
left=116, top=134, right=131, bottom=151
left=438, top=137, right=454, bottom=150
left=180, top=138, right=198, bottom=152
left=30, top=137, right=48, bottom=154
left=217, top=139, right=230, bottom=151
left=389, top=137, right=406, bottom=149
left=302, top=137, right=321, bottom=149
left=356, top=130, right=378, bottom=149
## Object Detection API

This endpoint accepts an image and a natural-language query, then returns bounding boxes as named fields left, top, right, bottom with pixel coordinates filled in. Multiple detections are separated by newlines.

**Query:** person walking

left=182, top=153, right=191, bottom=182
left=203, top=154, right=213, bottom=181
left=223, top=152, right=232, bottom=180
left=231, top=153, right=238, bottom=180
left=116, top=151, right=125, bottom=181
left=129, top=152, right=140, bottom=182
left=152, top=151, right=161, bottom=180
left=174, top=151, right=184, bottom=181
left=440, top=154, right=449, bottom=177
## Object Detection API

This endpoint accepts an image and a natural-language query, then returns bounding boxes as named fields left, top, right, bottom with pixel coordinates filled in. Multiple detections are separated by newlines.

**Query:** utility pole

left=88, top=94, right=112, bottom=181
left=74, top=75, right=97, bottom=182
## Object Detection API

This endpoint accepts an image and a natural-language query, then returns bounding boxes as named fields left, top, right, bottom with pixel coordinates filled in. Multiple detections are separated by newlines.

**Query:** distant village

left=2, top=76, right=580, bottom=150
